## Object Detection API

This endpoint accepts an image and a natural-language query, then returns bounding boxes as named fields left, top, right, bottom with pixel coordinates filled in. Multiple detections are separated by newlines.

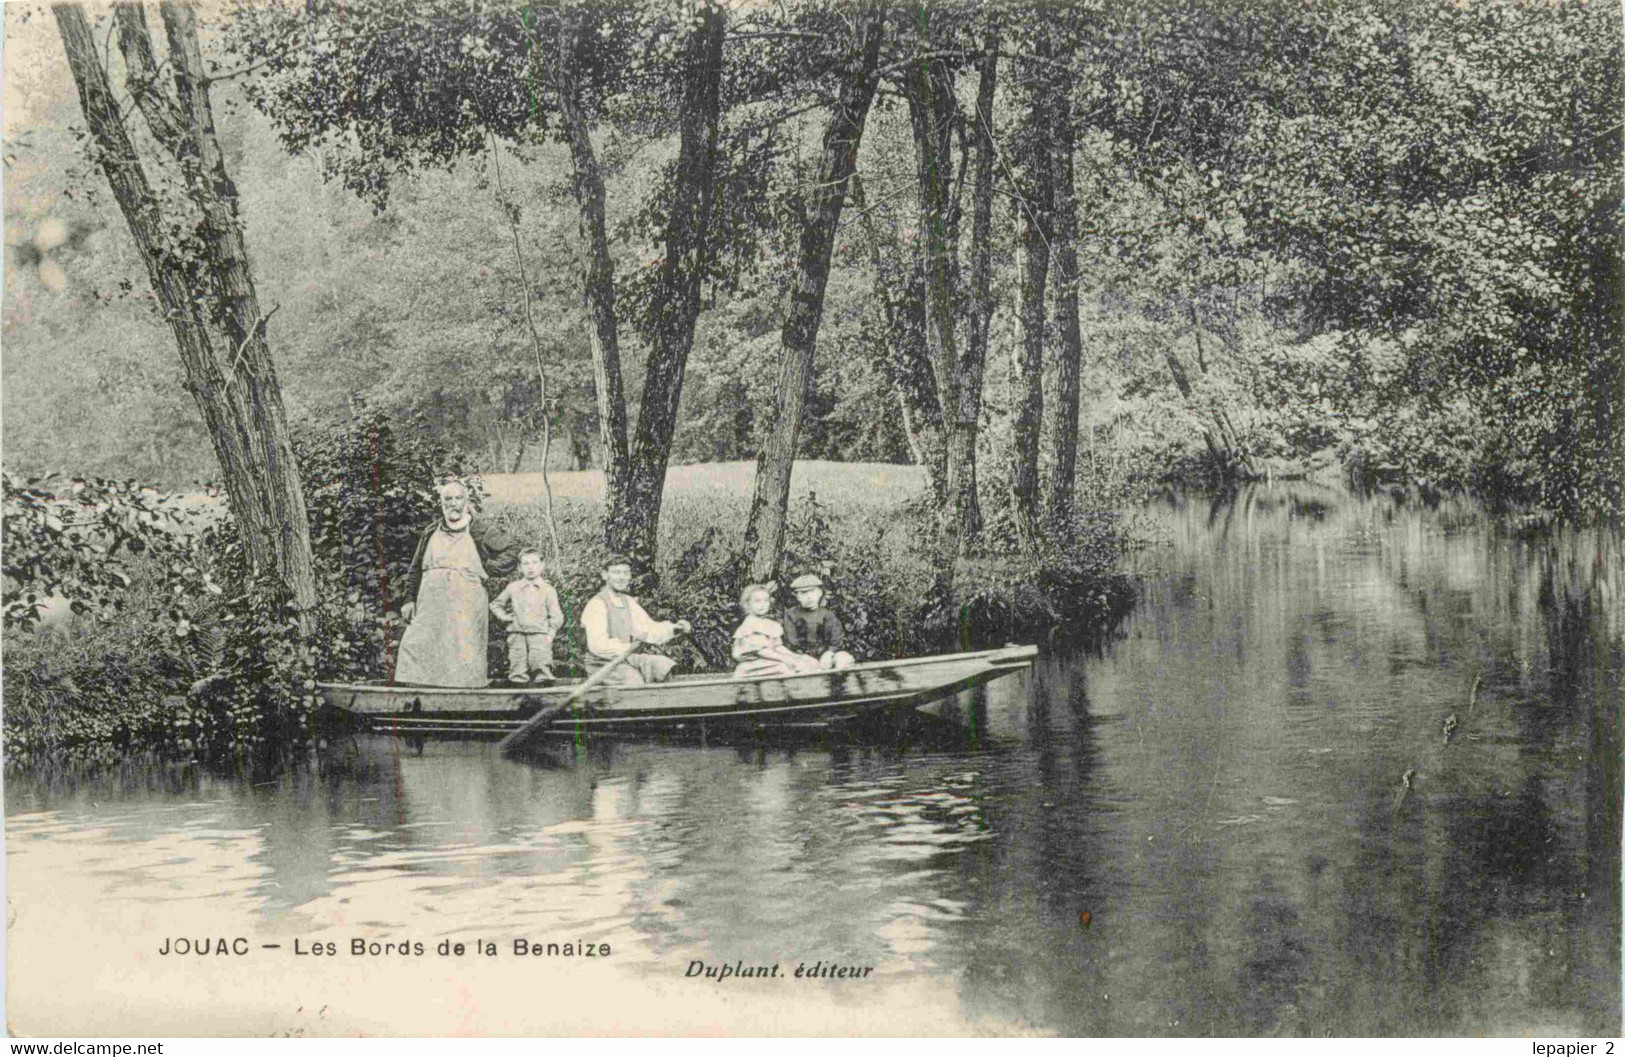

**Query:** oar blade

left=497, top=699, right=575, bottom=755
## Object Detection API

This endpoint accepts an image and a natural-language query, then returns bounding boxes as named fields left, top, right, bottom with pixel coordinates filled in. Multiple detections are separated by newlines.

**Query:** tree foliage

left=1099, top=0, right=1622, bottom=514
left=6, top=0, right=1618, bottom=542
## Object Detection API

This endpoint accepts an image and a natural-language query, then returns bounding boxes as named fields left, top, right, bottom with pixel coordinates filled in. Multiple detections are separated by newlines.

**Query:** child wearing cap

left=783, top=573, right=855, bottom=670
left=732, top=583, right=820, bottom=678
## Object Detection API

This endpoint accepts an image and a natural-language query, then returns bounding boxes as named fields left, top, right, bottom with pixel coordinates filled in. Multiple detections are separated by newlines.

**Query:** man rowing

left=579, top=554, right=692, bottom=685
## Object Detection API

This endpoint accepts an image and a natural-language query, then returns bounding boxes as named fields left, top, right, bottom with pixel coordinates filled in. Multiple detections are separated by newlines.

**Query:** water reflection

left=6, top=486, right=1619, bottom=1036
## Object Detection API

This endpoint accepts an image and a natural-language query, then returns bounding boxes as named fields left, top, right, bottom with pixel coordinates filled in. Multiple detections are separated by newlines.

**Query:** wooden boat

left=317, top=644, right=1038, bottom=738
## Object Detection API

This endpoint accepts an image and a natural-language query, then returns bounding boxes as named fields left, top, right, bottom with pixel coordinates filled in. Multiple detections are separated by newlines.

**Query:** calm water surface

left=7, top=486, right=1620, bottom=1036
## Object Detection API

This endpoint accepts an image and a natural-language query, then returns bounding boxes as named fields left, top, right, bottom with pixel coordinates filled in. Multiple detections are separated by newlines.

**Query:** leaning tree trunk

left=552, top=13, right=631, bottom=528
left=609, top=5, right=726, bottom=575
left=1178, top=305, right=1255, bottom=480
left=905, top=56, right=960, bottom=456
left=59, top=1, right=316, bottom=631
left=1047, top=44, right=1086, bottom=527
left=881, top=293, right=949, bottom=504
left=1009, top=33, right=1052, bottom=540
left=1191, top=306, right=1257, bottom=478
left=1162, top=339, right=1244, bottom=477
left=742, top=0, right=887, bottom=584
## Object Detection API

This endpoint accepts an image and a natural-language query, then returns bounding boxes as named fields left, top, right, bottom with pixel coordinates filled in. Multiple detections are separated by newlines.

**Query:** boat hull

left=317, top=645, right=1037, bottom=737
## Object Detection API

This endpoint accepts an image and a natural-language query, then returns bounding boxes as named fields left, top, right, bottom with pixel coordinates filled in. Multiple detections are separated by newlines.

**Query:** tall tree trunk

left=906, top=49, right=976, bottom=565
left=1047, top=64, right=1085, bottom=527
left=1009, top=33, right=1051, bottom=539
left=551, top=15, right=631, bottom=536
left=851, top=173, right=946, bottom=504
left=906, top=55, right=961, bottom=451
left=905, top=18, right=997, bottom=576
left=954, top=31, right=1000, bottom=549
left=63, top=1, right=317, bottom=631
left=884, top=300, right=949, bottom=504
left=743, top=0, right=886, bottom=583
left=1046, top=50, right=1085, bottom=526
left=609, top=4, right=727, bottom=575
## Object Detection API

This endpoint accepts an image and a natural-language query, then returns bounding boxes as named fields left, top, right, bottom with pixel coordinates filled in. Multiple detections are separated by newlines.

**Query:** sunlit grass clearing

left=483, top=460, right=927, bottom=508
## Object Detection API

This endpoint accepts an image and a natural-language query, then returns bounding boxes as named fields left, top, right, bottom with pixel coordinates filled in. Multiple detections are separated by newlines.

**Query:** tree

left=741, top=0, right=887, bottom=583
left=851, top=172, right=948, bottom=504
left=53, top=0, right=317, bottom=629
left=897, top=8, right=1000, bottom=565
left=1225, top=0, right=1621, bottom=514
left=1097, top=0, right=1620, bottom=513
left=1006, top=23, right=1051, bottom=538
left=228, top=0, right=641, bottom=527
left=529, top=4, right=632, bottom=535
left=959, top=32, right=999, bottom=551
left=227, top=0, right=840, bottom=567
left=1044, top=31, right=1085, bottom=526
left=613, top=1, right=728, bottom=571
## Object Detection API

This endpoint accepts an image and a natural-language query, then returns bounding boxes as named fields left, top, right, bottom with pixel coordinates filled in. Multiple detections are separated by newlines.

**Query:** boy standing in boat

left=489, top=549, right=565, bottom=685
left=783, top=573, right=855, bottom=670
left=580, top=555, right=692, bottom=685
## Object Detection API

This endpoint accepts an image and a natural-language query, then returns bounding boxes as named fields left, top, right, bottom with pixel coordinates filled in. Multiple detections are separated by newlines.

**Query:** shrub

left=1, top=472, right=320, bottom=768
left=488, top=482, right=1138, bottom=672
left=1, top=471, right=212, bottom=629
left=4, top=436, right=1142, bottom=768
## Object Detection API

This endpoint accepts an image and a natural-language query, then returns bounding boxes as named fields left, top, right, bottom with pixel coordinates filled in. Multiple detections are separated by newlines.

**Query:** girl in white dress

left=730, top=584, right=819, bottom=678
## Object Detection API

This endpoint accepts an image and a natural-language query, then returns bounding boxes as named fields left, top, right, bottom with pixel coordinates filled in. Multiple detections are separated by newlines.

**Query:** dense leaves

left=1, top=471, right=202, bottom=629
left=1, top=470, right=316, bottom=767
left=1097, top=0, right=1621, bottom=515
left=0, top=406, right=488, bottom=766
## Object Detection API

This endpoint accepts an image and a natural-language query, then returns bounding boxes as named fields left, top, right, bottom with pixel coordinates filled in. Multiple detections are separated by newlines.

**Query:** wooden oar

left=498, top=637, right=645, bottom=756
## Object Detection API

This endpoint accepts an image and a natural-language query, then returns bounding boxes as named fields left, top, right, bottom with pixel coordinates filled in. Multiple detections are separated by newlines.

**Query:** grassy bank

left=3, top=453, right=1139, bottom=769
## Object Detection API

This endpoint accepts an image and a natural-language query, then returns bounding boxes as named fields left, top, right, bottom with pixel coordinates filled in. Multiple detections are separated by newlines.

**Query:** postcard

left=5, top=0, right=1619, bottom=1040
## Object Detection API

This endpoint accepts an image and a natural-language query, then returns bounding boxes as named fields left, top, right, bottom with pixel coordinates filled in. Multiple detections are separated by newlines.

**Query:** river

left=6, top=485, right=1619, bottom=1037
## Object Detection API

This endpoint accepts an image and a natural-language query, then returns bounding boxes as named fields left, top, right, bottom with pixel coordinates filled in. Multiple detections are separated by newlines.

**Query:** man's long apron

left=395, top=530, right=488, bottom=687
